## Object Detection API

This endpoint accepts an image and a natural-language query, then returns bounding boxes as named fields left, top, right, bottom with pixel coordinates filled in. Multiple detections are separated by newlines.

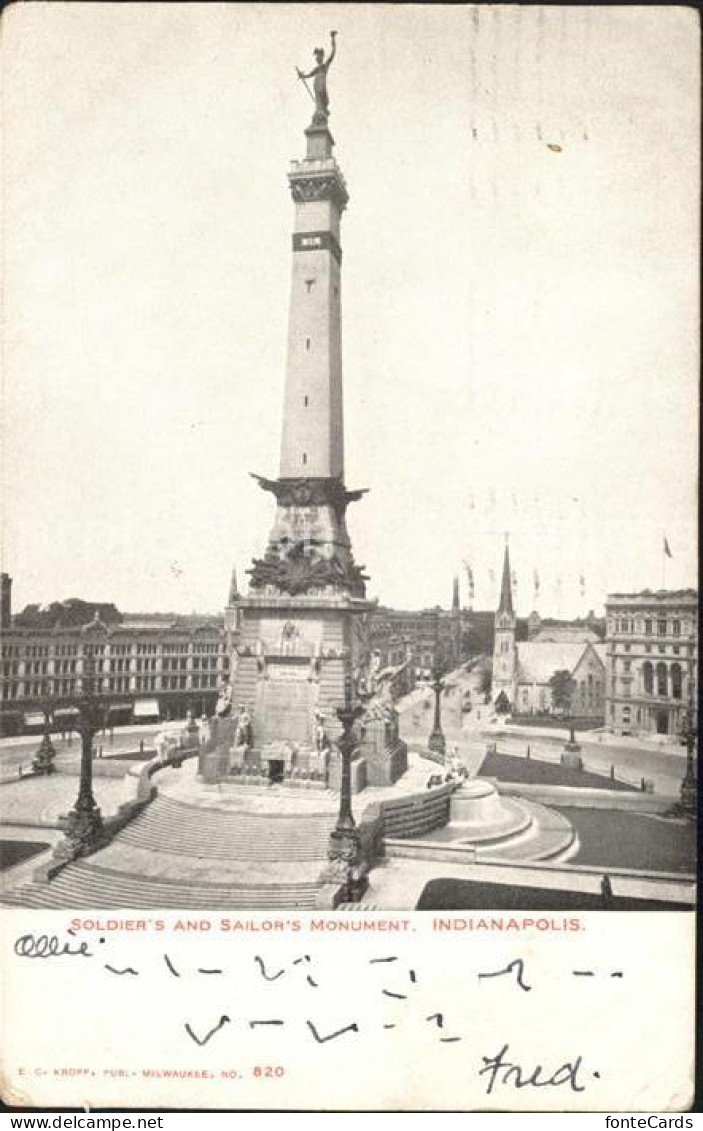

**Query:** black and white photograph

left=0, top=3, right=698, bottom=1113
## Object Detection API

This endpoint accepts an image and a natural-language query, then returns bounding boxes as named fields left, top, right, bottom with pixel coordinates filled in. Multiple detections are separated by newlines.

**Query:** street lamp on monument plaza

left=679, top=665, right=697, bottom=817
left=323, top=651, right=370, bottom=902
left=32, top=677, right=57, bottom=775
left=327, top=700, right=364, bottom=890
left=428, top=608, right=446, bottom=760
left=62, top=652, right=104, bottom=855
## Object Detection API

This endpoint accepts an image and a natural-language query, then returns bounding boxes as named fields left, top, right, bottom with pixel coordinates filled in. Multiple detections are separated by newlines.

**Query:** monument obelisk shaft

left=280, top=132, right=345, bottom=481
left=225, top=36, right=373, bottom=773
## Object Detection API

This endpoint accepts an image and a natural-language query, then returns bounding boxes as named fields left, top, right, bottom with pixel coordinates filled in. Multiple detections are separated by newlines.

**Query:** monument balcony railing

left=237, top=642, right=348, bottom=662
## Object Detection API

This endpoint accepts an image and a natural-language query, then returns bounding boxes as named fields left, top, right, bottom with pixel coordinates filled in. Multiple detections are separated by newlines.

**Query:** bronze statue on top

left=297, top=31, right=337, bottom=124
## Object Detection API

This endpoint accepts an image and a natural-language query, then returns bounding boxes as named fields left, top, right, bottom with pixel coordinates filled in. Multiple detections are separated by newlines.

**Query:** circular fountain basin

left=449, top=778, right=532, bottom=843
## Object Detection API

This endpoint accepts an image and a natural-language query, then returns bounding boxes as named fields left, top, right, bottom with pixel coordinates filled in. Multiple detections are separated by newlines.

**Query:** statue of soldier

left=297, top=31, right=337, bottom=123
left=234, top=703, right=251, bottom=749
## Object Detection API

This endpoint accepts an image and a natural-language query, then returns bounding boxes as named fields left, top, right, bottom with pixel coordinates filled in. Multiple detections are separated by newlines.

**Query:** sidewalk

left=493, top=719, right=685, bottom=755
left=0, top=720, right=160, bottom=750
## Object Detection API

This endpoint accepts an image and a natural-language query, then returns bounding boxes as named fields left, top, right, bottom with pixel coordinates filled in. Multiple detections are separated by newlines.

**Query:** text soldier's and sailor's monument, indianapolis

left=214, top=34, right=408, bottom=790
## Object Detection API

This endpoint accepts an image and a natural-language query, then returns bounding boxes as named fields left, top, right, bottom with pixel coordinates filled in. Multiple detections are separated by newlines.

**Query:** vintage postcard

left=0, top=2, right=698, bottom=1113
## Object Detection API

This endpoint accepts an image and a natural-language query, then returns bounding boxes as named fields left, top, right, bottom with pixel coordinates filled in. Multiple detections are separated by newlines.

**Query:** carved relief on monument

left=252, top=617, right=322, bottom=659
left=247, top=539, right=368, bottom=597
left=289, top=175, right=349, bottom=212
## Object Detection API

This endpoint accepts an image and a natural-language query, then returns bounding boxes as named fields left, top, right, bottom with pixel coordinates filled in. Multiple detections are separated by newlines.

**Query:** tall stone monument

left=221, top=36, right=406, bottom=787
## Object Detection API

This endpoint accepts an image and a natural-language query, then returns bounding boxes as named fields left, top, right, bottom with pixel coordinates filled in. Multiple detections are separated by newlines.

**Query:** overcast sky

left=3, top=4, right=699, bottom=618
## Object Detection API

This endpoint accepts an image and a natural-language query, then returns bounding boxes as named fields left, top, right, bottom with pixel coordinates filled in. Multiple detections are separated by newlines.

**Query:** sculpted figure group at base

left=233, top=704, right=252, bottom=750
left=215, top=678, right=233, bottom=718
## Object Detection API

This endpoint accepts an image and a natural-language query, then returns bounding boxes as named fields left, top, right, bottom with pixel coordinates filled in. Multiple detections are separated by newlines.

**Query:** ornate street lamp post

left=325, top=703, right=365, bottom=901
left=679, top=672, right=697, bottom=817
left=329, top=704, right=363, bottom=835
left=62, top=654, right=103, bottom=855
left=32, top=678, right=57, bottom=775
left=428, top=609, right=446, bottom=759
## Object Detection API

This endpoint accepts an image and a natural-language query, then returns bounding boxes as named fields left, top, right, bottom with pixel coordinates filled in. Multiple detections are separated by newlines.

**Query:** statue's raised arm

left=327, top=29, right=337, bottom=67
left=296, top=31, right=338, bottom=124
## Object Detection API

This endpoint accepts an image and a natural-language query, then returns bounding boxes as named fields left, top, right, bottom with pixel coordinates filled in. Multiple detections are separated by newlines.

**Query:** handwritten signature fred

left=13, top=931, right=623, bottom=1094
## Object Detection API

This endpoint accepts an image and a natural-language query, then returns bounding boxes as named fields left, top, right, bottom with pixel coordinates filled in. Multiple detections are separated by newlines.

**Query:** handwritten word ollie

left=14, top=933, right=92, bottom=959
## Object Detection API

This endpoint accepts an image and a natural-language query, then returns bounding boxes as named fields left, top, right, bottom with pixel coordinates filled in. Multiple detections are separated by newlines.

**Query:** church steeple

left=227, top=564, right=239, bottom=606
left=492, top=536, right=517, bottom=708
left=452, top=575, right=460, bottom=612
left=498, top=540, right=514, bottom=618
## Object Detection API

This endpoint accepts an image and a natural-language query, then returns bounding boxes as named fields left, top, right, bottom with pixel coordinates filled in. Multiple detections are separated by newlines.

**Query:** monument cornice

left=235, top=594, right=375, bottom=613
left=251, top=473, right=367, bottom=512
left=288, top=169, right=349, bottom=212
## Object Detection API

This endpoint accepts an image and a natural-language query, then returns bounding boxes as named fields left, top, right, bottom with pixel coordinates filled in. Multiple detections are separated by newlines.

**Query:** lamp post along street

left=679, top=671, right=697, bottom=817
left=428, top=609, right=446, bottom=759
left=63, top=654, right=104, bottom=855
left=32, top=679, right=57, bottom=775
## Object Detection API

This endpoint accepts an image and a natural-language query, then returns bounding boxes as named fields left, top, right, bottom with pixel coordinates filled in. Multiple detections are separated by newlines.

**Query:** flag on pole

left=463, top=561, right=475, bottom=601
left=663, top=537, right=673, bottom=559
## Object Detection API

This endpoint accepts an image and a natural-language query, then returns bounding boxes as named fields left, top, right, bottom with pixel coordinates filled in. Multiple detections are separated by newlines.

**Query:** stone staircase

left=0, top=795, right=335, bottom=909
left=0, top=861, right=321, bottom=909
left=116, top=796, right=333, bottom=862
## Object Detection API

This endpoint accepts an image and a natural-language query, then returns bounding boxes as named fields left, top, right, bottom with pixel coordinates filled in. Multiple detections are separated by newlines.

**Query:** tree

left=549, top=669, right=576, bottom=717
left=479, top=662, right=493, bottom=703
left=494, top=690, right=511, bottom=715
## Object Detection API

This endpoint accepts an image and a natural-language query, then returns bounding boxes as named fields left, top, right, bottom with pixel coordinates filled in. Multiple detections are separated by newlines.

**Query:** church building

left=491, top=543, right=606, bottom=722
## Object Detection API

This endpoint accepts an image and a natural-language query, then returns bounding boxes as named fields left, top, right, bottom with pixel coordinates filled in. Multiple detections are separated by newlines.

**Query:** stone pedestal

left=328, top=753, right=367, bottom=794
left=561, top=735, right=583, bottom=771
left=450, top=778, right=509, bottom=827
left=223, top=592, right=375, bottom=785
left=357, top=712, right=408, bottom=787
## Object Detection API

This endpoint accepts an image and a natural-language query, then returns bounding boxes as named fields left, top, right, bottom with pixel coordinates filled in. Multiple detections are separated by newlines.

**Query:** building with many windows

left=605, top=589, right=698, bottom=738
left=1, top=571, right=475, bottom=735
left=0, top=578, right=228, bottom=735
left=369, top=588, right=469, bottom=693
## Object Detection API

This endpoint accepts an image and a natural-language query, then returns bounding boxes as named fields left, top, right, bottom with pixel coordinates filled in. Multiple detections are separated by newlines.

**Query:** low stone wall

left=384, top=841, right=695, bottom=902
left=373, top=783, right=454, bottom=839
left=52, top=758, right=151, bottom=780
left=385, top=838, right=477, bottom=864
left=488, top=779, right=674, bottom=814
left=357, top=803, right=385, bottom=864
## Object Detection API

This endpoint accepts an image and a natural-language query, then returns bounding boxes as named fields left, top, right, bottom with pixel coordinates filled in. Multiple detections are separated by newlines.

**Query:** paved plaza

left=0, top=707, right=695, bottom=911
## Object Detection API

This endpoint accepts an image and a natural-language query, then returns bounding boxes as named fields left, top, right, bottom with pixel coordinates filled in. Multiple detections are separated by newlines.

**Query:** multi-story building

left=605, top=589, right=698, bottom=738
left=0, top=578, right=228, bottom=735
left=1, top=572, right=474, bottom=735
left=369, top=585, right=470, bottom=693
